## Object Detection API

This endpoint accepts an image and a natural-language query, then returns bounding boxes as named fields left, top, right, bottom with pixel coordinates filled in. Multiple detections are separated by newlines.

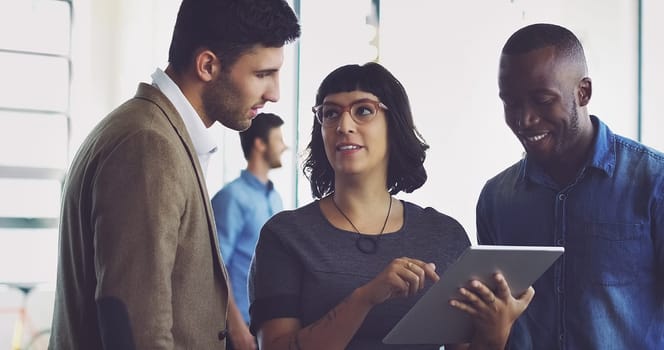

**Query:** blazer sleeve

left=91, top=128, right=187, bottom=348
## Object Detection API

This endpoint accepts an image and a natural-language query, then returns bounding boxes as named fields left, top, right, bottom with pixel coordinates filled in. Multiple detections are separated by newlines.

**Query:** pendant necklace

left=332, top=195, right=392, bottom=254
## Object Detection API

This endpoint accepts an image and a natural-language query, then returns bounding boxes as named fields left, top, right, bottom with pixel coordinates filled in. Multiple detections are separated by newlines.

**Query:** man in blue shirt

left=212, top=113, right=286, bottom=350
left=477, top=23, right=664, bottom=349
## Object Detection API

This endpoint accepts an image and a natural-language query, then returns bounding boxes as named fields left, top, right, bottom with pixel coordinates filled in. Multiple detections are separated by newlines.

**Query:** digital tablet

left=383, top=245, right=564, bottom=345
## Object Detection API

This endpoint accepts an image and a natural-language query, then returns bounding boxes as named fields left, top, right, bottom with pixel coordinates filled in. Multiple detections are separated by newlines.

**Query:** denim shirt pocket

left=574, top=222, right=648, bottom=286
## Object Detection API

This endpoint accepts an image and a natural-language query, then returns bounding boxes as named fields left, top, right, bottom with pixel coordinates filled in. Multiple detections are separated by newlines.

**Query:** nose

left=515, top=105, right=539, bottom=129
left=336, top=110, right=356, bottom=134
left=264, top=77, right=280, bottom=103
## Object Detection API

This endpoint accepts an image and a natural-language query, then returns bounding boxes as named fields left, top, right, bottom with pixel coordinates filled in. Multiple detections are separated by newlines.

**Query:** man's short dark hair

left=239, top=112, right=284, bottom=160
left=501, top=23, right=585, bottom=63
left=168, top=0, right=301, bottom=73
left=303, top=62, right=430, bottom=199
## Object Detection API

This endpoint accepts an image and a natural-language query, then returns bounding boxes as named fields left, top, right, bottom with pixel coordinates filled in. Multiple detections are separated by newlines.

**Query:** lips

left=336, top=143, right=363, bottom=151
left=519, top=131, right=550, bottom=144
left=525, top=133, right=547, bottom=142
left=250, top=104, right=264, bottom=118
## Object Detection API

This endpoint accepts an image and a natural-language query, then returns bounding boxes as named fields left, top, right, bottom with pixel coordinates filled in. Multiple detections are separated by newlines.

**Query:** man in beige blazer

left=49, top=0, right=300, bottom=348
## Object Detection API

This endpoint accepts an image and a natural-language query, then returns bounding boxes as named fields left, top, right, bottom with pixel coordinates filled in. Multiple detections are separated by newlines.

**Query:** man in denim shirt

left=477, top=23, right=664, bottom=349
left=212, top=113, right=286, bottom=350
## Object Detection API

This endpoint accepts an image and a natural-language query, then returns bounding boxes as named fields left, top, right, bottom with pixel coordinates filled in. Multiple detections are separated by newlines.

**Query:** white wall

left=69, top=0, right=182, bottom=151
left=378, top=0, right=639, bottom=242
left=642, top=0, right=664, bottom=151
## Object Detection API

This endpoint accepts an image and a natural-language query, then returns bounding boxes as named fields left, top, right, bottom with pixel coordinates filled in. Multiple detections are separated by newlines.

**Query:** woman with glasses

left=248, top=62, right=533, bottom=349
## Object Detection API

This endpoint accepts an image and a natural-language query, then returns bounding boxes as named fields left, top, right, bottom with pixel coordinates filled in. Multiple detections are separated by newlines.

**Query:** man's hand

left=449, top=273, right=535, bottom=349
left=227, top=292, right=257, bottom=350
left=229, top=322, right=257, bottom=350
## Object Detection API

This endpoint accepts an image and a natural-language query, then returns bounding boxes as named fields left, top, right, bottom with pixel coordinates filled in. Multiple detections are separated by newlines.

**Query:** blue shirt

left=212, top=170, right=283, bottom=323
left=477, top=116, right=664, bottom=349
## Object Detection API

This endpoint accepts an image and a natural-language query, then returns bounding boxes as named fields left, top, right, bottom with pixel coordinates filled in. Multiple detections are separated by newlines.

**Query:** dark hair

left=303, top=62, right=429, bottom=199
left=502, top=23, right=586, bottom=63
left=239, top=112, right=284, bottom=160
left=168, top=0, right=301, bottom=72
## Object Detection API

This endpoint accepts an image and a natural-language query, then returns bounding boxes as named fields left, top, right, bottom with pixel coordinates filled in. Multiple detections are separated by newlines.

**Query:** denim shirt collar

left=240, top=169, right=274, bottom=193
left=518, top=115, right=616, bottom=186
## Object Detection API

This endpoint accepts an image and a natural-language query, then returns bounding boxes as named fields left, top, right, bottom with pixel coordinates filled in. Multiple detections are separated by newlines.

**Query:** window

left=0, top=0, right=71, bottom=283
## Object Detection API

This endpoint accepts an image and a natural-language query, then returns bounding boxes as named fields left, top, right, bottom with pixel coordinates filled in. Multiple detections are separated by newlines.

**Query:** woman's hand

left=355, top=257, right=440, bottom=307
left=449, top=273, right=534, bottom=349
left=259, top=258, right=439, bottom=350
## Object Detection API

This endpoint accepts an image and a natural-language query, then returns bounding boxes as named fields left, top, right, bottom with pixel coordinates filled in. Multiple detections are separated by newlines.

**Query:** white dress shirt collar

left=151, top=68, right=218, bottom=176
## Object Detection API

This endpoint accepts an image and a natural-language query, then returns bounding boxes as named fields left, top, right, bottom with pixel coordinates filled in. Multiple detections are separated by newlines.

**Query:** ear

left=193, top=49, right=219, bottom=83
left=254, top=137, right=267, bottom=154
left=578, top=77, right=592, bottom=107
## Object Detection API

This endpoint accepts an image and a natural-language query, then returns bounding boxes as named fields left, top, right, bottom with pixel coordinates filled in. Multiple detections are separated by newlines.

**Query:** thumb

left=424, top=262, right=440, bottom=282
left=518, top=286, right=535, bottom=305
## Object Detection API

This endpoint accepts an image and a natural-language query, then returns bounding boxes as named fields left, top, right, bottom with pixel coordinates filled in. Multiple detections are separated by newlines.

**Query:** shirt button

left=556, top=239, right=564, bottom=246
left=218, top=329, right=228, bottom=341
left=558, top=193, right=566, bottom=201
left=557, top=286, right=564, bottom=293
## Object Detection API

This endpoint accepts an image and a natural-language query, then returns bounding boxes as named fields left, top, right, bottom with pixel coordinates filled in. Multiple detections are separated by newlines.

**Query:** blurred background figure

left=212, top=112, right=287, bottom=350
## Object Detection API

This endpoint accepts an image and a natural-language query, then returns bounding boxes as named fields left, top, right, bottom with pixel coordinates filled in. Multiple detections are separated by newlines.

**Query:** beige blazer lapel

left=134, top=83, right=230, bottom=284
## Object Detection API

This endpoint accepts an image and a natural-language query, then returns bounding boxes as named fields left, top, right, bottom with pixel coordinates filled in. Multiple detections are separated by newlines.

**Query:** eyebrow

left=255, top=68, right=279, bottom=74
left=322, top=98, right=378, bottom=105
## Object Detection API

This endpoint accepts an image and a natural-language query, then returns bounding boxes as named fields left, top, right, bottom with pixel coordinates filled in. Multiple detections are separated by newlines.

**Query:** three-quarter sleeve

left=248, top=217, right=303, bottom=334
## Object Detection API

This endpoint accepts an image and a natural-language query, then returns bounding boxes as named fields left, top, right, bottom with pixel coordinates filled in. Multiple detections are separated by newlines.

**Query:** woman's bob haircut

left=303, top=62, right=429, bottom=199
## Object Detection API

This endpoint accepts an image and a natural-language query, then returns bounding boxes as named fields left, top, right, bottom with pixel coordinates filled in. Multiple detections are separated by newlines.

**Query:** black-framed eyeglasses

left=312, top=99, right=388, bottom=127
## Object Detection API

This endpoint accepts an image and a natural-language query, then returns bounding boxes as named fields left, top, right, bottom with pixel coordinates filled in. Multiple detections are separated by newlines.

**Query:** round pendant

left=356, top=236, right=378, bottom=254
